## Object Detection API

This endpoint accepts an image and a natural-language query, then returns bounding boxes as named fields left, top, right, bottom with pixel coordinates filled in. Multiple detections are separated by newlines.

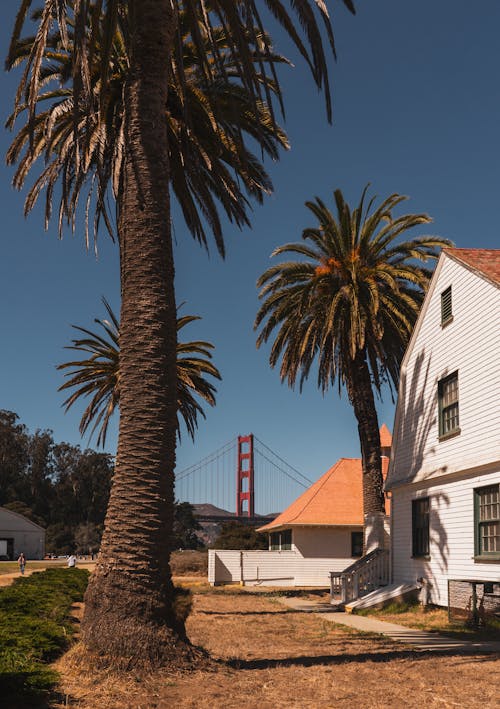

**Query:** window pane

left=281, top=530, right=292, bottom=550
left=439, top=373, right=459, bottom=436
left=476, top=485, right=500, bottom=555
left=442, top=379, right=458, bottom=405
left=443, top=403, right=459, bottom=434
left=412, top=498, right=430, bottom=556
left=480, top=522, right=499, bottom=553
left=479, top=486, right=500, bottom=521
left=351, top=531, right=363, bottom=557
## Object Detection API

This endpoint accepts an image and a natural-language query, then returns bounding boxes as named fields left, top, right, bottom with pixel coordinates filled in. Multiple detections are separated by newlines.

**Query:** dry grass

left=54, top=587, right=500, bottom=709
left=170, top=550, right=208, bottom=577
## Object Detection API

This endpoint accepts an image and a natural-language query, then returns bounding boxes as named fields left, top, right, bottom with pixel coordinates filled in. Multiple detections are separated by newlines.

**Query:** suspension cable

left=253, top=435, right=313, bottom=485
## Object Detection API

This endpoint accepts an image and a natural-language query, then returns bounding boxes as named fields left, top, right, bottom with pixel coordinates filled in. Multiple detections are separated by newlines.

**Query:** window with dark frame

left=475, top=484, right=500, bottom=558
left=351, top=531, right=363, bottom=557
left=270, top=530, right=292, bottom=551
left=438, top=371, right=459, bottom=437
left=441, top=286, right=452, bottom=325
left=412, top=497, right=430, bottom=557
left=281, top=529, right=292, bottom=550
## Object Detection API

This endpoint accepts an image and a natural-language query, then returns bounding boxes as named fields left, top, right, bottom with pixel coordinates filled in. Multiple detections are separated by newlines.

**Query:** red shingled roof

left=444, top=248, right=500, bottom=286
left=259, top=427, right=391, bottom=532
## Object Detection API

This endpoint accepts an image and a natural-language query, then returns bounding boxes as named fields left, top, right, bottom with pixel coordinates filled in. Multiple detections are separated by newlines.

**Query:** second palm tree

left=255, top=186, right=451, bottom=551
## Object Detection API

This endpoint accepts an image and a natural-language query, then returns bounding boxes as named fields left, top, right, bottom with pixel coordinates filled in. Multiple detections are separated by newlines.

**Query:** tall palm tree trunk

left=81, top=0, right=193, bottom=666
left=346, top=350, right=386, bottom=553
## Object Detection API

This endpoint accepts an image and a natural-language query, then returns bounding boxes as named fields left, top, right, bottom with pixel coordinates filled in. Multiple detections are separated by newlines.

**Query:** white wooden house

left=208, top=426, right=391, bottom=587
left=386, top=248, right=500, bottom=608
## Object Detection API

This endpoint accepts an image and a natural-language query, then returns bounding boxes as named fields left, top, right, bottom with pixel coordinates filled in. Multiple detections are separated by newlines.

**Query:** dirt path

left=0, top=568, right=41, bottom=586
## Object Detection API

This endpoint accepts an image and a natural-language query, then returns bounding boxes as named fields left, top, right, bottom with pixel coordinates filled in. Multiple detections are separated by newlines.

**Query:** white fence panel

left=208, top=550, right=357, bottom=587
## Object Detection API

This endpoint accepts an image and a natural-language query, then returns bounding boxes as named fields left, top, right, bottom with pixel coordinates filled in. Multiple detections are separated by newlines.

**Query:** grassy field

left=0, top=550, right=207, bottom=577
left=55, top=585, right=500, bottom=709
left=0, top=560, right=67, bottom=575
left=0, top=568, right=89, bottom=706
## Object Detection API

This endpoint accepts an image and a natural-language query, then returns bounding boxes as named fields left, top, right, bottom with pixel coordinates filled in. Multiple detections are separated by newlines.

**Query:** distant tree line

left=0, top=410, right=113, bottom=555
left=0, top=410, right=202, bottom=555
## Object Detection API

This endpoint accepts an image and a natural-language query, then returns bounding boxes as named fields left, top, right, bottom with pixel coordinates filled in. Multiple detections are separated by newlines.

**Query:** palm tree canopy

left=58, top=299, right=221, bottom=447
left=255, top=186, right=453, bottom=397
left=6, top=4, right=292, bottom=256
left=6, top=1, right=356, bottom=256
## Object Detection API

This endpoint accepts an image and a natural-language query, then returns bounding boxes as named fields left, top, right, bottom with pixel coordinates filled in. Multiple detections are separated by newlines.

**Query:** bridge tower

left=236, top=434, right=255, bottom=517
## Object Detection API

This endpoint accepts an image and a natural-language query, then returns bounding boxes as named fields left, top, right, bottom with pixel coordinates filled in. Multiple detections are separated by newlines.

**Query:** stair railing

left=330, top=548, right=390, bottom=604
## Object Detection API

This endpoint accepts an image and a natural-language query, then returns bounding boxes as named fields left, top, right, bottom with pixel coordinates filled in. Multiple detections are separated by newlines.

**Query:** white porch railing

left=330, top=548, right=390, bottom=604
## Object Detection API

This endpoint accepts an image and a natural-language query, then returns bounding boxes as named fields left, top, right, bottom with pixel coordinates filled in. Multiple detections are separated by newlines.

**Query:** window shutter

left=441, top=286, right=452, bottom=325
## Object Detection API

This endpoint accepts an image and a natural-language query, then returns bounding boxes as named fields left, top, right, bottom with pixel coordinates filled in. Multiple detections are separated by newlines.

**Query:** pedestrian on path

left=67, top=554, right=76, bottom=568
left=17, top=552, right=26, bottom=575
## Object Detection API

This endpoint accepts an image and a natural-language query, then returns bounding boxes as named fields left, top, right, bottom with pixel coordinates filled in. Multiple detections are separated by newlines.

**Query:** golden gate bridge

left=176, top=434, right=313, bottom=522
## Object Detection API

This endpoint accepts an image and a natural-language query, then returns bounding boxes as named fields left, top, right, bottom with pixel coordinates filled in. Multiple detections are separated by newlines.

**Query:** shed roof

left=0, top=506, right=45, bottom=532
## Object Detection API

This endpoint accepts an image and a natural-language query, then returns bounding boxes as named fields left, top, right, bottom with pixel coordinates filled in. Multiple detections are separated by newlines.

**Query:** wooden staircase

left=330, top=548, right=390, bottom=606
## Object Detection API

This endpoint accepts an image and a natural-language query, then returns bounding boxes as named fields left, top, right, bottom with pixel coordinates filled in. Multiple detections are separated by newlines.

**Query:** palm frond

left=7, top=0, right=354, bottom=256
left=58, top=299, right=221, bottom=446
left=255, top=185, right=452, bottom=399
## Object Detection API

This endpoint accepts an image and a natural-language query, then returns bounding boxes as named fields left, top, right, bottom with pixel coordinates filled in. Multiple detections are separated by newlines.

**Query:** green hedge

left=0, top=568, right=89, bottom=704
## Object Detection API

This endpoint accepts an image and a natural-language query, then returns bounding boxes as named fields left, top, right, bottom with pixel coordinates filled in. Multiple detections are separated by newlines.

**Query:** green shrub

left=0, top=568, right=89, bottom=703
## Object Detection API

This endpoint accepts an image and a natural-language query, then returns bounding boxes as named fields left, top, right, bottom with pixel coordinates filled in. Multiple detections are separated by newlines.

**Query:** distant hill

left=192, top=503, right=234, bottom=518
left=191, top=503, right=279, bottom=545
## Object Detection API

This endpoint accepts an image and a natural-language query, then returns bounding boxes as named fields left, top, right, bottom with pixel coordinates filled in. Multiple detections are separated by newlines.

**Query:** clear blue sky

left=0, top=1, right=498, bottom=513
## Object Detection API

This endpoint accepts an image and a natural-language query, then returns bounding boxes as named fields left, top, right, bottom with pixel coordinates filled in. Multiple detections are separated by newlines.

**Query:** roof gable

left=397, top=248, right=500, bottom=381
left=387, top=247, right=500, bottom=489
left=259, top=454, right=390, bottom=532
left=444, top=248, right=500, bottom=288
left=379, top=423, right=392, bottom=449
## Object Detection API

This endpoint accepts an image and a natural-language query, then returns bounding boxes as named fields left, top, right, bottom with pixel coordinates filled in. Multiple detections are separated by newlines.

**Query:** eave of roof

left=443, top=248, right=500, bottom=288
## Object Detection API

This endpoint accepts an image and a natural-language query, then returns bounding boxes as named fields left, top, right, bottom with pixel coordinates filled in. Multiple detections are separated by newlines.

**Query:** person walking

left=67, top=554, right=77, bottom=568
left=18, top=552, right=26, bottom=575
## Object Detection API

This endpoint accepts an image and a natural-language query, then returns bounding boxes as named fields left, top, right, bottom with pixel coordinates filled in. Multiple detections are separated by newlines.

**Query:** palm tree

left=6, top=6, right=290, bottom=255
left=255, top=187, right=451, bottom=551
left=7, top=0, right=355, bottom=666
left=58, top=299, right=221, bottom=447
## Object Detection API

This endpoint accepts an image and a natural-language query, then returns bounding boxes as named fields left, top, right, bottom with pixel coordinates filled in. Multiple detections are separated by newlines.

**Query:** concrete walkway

left=279, top=597, right=500, bottom=654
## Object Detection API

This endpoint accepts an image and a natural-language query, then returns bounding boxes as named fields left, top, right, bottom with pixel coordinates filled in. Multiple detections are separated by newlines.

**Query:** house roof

left=379, top=423, right=392, bottom=449
left=258, top=432, right=390, bottom=532
left=444, top=248, right=500, bottom=287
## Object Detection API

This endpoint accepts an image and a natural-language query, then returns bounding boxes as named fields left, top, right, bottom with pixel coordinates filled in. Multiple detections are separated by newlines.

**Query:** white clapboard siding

left=389, top=255, right=500, bottom=487
left=208, top=549, right=358, bottom=587
left=293, top=526, right=361, bottom=557
left=391, top=469, right=500, bottom=606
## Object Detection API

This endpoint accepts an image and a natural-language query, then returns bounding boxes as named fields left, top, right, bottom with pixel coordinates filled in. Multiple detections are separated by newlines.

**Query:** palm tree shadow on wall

left=396, top=350, right=450, bottom=601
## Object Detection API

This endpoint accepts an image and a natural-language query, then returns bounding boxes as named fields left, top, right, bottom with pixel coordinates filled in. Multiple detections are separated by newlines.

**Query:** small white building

left=208, top=427, right=391, bottom=587
left=386, top=248, right=500, bottom=607
left=0, top=507, right=45, bottom=560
